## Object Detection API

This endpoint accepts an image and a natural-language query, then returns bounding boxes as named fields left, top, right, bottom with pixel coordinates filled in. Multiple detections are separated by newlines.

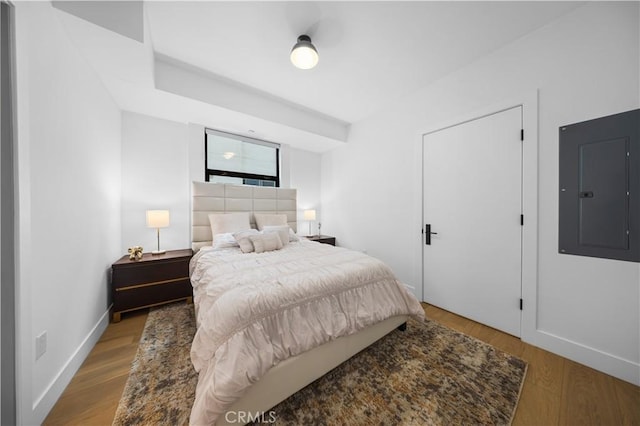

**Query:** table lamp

left=146, top=210, right=170, bottom=254
left=303, top=209, right=316, bottom=236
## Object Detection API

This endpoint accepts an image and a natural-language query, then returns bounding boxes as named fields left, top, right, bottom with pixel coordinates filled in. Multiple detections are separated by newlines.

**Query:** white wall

left=289, top=148, right=322, bottom=235
left=122, top=113, right=323, bottom=248
left=321, top=2, right=639, bottom=385
left=121, top=112, right=190, bottom=252
left=13, top=3, right=122, bottom=424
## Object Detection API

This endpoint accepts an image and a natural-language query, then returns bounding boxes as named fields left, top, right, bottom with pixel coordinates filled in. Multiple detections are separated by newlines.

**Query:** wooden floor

left=43, top=311, right=149, bottom=426
left=44, top=304, right=639, bottom=425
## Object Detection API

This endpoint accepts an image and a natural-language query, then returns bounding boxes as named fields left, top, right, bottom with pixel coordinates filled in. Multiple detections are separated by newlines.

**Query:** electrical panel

left=559, top=109, right=639, bottom=262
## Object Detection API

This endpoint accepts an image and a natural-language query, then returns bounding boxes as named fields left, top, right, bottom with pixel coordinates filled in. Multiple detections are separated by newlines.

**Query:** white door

left=423, top=107, right=522, bottom=337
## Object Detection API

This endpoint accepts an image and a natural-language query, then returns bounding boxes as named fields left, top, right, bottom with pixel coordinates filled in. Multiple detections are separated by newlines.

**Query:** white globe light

left=290, top=35, right=319, bottom=70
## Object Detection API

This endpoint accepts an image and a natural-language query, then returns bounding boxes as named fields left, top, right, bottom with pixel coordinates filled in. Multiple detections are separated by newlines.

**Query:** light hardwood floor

left=44, top=304, right=639, bottom=425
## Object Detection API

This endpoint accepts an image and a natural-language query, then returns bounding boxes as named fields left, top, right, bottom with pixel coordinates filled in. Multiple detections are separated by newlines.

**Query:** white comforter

left=189, top=240, right=424, bottom=425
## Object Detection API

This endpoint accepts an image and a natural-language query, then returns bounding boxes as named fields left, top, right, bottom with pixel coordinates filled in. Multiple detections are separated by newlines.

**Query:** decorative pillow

left=289, top=228, right=300, bottom=242
left=254, top=213, right=287, bottom=231
left=249, top=233, right=283, bottom=254
left=233, top=229, right=260, bottom=253
left=262, top=225, right=291, bottom=247
left=212, top=232, right=239, bottom=249
left=208, top=212, right=251, bottom=238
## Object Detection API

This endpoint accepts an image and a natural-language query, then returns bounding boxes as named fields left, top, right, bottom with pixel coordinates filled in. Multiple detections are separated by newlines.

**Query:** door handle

left=425, top=224, right=437, bottom=245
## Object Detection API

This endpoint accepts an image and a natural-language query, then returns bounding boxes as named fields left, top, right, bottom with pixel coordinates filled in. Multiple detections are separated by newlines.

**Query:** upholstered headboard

left=191, top=181, right=297, bottom=252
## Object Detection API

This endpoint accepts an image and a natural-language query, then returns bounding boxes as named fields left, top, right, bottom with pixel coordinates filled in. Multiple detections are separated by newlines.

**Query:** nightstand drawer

left=113, top=278, right=192, bottom=312
left=112, top=259, right=188, bottom=289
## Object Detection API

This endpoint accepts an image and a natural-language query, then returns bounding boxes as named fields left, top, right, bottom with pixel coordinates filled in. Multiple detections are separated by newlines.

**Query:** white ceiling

left=55, top=1, right=583, bottom=152
left=146, top=1, right=581, bottom=123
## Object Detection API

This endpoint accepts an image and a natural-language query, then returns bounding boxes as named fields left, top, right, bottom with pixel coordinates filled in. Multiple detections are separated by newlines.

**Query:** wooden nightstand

left=305, top=235, right=336, bottom=246
left=111, top=249, right=193, bottom=322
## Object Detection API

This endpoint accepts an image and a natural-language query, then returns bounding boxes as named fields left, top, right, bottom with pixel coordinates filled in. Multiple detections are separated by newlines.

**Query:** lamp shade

left=146, top=210, right=170, bottom=228
left=303, top=209, right=316, bottom=221
left=290, top=35, right=319, bottom=70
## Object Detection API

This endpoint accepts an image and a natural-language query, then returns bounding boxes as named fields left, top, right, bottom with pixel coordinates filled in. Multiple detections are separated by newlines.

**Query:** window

left=205, top=129, right=280, bottom=187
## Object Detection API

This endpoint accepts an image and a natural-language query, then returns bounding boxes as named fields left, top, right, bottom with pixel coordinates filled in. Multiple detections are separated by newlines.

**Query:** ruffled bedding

left=188, top=240, right=425, bottom=425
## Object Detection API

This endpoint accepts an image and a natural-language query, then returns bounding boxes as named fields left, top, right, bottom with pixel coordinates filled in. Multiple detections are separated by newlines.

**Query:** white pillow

left=249, top=233, right=283, bottom=254
left=254, top=213, right=287, bottom=231
left=289, top=228, right=300, bottom=242
left=233, top=229, right=260, bottom=253
left=262, top=225, right=290, bottom=247
left=208, top=212, right=251, bottom=238
left=212, top=233, right=239, bottom=249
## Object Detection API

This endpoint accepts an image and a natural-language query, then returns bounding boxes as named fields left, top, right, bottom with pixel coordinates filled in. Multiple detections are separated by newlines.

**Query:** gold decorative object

left=128, top=246, right=144, bottom=260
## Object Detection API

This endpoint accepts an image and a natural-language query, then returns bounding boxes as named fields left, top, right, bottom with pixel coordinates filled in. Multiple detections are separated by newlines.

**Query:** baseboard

left=531, top=328, right=640, bottom=386
left=31, top=307, right=111, bottom=424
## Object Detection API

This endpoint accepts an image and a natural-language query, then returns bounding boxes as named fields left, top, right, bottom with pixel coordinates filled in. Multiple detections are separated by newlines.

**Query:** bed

left=189, top=182, right=424, bottom=425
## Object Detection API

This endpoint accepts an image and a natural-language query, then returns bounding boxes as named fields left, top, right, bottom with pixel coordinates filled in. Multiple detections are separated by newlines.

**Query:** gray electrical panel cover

left=559, top=109, right=639, bottom=262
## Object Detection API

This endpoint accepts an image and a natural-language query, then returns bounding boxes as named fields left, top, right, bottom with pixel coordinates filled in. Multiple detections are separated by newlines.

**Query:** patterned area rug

left=112, top=303, right=197, bottom=425
left=113, top=303, right=527, bottom=426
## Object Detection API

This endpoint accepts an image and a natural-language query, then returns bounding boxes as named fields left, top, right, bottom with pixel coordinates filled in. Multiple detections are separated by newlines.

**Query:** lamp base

left=151, top=250, right=166, bottom=255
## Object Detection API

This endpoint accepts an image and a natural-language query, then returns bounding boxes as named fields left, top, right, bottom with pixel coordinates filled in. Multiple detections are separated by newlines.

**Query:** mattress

left=189, top=240, right=424, bottom=425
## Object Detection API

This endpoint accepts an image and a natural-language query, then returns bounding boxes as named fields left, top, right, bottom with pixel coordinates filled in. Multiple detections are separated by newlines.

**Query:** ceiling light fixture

left=290, top=35, right=319, bottom=70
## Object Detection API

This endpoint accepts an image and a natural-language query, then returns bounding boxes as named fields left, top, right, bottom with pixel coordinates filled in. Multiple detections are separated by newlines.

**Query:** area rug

left=112, top=303, right=198, bottom=425
left=113, top=303, right=527, bottom=426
